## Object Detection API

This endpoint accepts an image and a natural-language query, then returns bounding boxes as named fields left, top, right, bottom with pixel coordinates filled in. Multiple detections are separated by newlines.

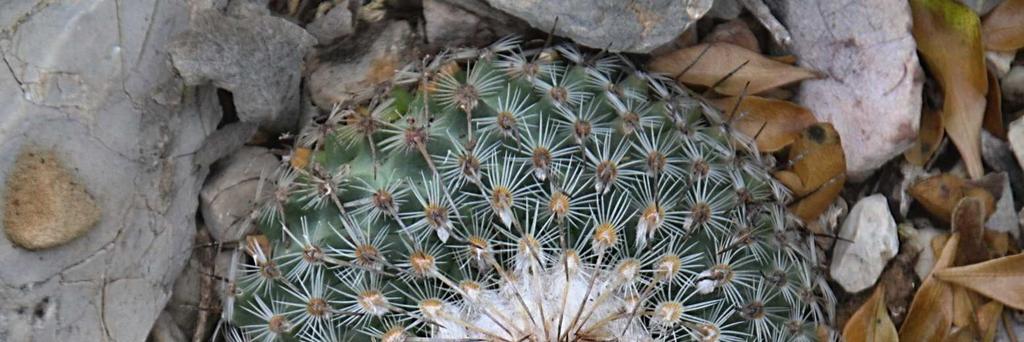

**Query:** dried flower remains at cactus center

left=218, top=37, right=837, bottom=341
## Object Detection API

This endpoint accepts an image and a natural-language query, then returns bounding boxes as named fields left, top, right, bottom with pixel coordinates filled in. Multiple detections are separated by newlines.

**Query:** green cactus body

left=218, top=38, right=836, bottom=342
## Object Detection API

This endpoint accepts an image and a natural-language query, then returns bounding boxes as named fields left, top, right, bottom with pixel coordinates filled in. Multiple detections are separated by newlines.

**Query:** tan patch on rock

left=3, top=148, right=100, bottom=250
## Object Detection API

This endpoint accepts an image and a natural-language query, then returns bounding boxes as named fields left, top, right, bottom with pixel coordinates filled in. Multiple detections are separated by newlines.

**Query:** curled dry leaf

left=704, top=19, right=760, bottom=52
left=976, top=300, right=1003, bottom=342
left=900, top=233, right=960, bottom=341
left=648, top=42, right=820, bottom=96
left=843, top=284, right=899, bottom=342
left=707, top=96, right=818, bottom=152
left=905, top=108, right=945, bottom=166
left=772, top=123, right=846, bottom=223
left=983, top=67, right=1005, bottom=139
left=910, top=0, right=988, bottom=179
left=951, top=197, right=989, bottom=266
left=934, top=252, right=1024, bottom=310
left=981, top=0, right=1024, bottom=52
left=909, top=174, right=995, bottom=223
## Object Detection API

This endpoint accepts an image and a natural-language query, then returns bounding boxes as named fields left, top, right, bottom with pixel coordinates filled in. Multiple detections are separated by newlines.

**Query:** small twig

left=192, top=229, right=217, bottom=342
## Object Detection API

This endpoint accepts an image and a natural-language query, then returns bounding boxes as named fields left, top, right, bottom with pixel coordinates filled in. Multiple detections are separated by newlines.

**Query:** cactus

left=217, top=37, right=837, bottom=341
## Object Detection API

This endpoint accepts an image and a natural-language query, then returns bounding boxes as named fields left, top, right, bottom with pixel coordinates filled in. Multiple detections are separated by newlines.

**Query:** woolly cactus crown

left=217, top=37, right=836, bottom=342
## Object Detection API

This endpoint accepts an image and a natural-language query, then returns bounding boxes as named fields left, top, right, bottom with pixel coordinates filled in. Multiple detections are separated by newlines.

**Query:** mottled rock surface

left=0, top=0, right=221, bottom=340
left=484, top=0, right=712, bottom=53
left=169, top=10, right=316, bottom=132
left=776, top=0, right=924, bottom=180
left=307, top=3, right=354, bottom=44
left=200, top=146, right=279, bottom=242
left=308, top=21, right=414, bottom=109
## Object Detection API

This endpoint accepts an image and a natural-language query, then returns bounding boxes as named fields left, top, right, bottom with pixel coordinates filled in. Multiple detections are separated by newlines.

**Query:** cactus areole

left=219, top=38, right=836, bottom=341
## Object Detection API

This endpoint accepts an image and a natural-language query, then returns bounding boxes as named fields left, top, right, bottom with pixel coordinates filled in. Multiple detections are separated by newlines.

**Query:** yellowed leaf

left=982, top=0, right=1024, bottom=51
left=901, top=233, right=960, bottom=341
left=843, top=285, right=899, bottom=342
left=905, top=108, right=945, bottom=166
left=911, top=0, right=988, bottom=179
left=772, top=123, right=846, bottom=223
left=648, top=42, right=820, bottom=96
left=935, top=253, right=1024, bottom=310
left=707, top=96, right=818, bottom=152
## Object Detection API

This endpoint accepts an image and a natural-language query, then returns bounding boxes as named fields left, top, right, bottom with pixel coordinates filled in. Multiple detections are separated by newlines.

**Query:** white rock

left=830, top=194, right=900, bottom=293
left=200, top=147, right=279, bottom=242
left=778, top=0, right=924, bottom=180
left=987, top=50, right=1015, bottom=79
left=908, top=225, right=945, bottom=279
left=1009, top=117, right=1024, bottom=171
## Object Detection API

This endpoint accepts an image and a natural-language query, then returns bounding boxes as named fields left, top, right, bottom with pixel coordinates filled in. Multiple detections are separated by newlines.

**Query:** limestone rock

left=199, top=147, right=279, bottom=242
left=169, top=10, right=316, bottom=132
left=307, top=3, right=354, bottom=44
left=3, top=149, right=101, bottom=250
left=776, top=0, right=924, bottom=180
left=308, top=21, right=414, bottom=109
left=1009, top=117, right=1024, bottom=171
left=0, top=0, right=218, bottom=340
left=830, top=194, right=900, bottom=293
left=483, top=0, right=713, bottom=53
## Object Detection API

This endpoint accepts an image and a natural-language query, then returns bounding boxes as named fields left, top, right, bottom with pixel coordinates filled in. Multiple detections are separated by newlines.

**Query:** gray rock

left=166, top=237, right=233, bottom=337
left=1004, top=66, right=1024, bottom=105
left=707, top=0, right=743, bottom=20
left=169, top=10, right=316, bottom=132
left=226, top=0, right=270, bottom=18
left=0, top=0, right=217, bottom=340
left=986, top=173, right=1019, bottom=239
left=200, top=147, right=279, bottom=242
left=777, top=0, right=924, bottom=180
left=307, top=3, right=355, bottom=45
left=830, top=194, right=900, bottom=293
left=309, top=21, right=414, bottom=109
left=956, top=0, right=1005, bottom=15
left=980, top=131, right=1024, bottom=204
left=423, top=0, right=521, bottom=48
left=149, top=311, right=187, bottom=342
left=908, top=224, right=945, bottom=279
left=484, top=0, right=713, bottom=53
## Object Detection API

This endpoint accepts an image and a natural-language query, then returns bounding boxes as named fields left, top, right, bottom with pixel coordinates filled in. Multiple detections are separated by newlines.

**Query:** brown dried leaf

left=911, top=0, right=988, bottom=179
left=707, top=96, right=818, bottom=152
left=952, top=197, right=989, bottom=266
left=951, top=286, right=978, bottom=333
left=648, top=42, right=820, bottom=96
left=772, top=123, right=846, bottom=222
left=704, top=19, right=760, bottom=52
left=905, top=108, right=945, bottom=166
left=982, top=0, right=1024, bottom=51
left=909, top=174, right=996, bottom=223
left=983, top=67, right=1005, bottom=139
left=976, top=301, right=1003, bottom=342
left=900, top=233, right=960, bottom=341
left=934, top=252, right=1024, bottom=310
left=843, top=285, right=899, bottom=342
